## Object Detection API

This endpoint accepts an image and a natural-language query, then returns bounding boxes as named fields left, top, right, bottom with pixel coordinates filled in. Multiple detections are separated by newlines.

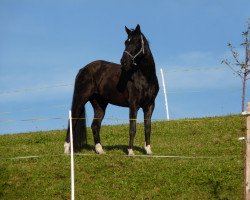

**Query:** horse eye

left=125, top=38, right=131, bottom=45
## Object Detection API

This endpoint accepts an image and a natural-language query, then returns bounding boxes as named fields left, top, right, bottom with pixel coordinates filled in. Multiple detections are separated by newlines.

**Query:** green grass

left=0, top=115, right=244, bottom=199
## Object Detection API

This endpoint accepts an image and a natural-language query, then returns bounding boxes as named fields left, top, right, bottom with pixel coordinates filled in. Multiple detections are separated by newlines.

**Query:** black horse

left=64, top=24, right=159, bottom=155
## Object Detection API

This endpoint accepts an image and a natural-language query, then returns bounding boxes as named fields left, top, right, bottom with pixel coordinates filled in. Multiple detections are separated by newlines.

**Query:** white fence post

left=69, top=110, right=75, bottom=200
left=160, top=68, right=170, bottom=121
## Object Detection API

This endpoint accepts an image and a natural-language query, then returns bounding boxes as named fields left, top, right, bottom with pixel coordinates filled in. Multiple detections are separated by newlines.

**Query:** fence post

left=246, top=102, right=250, bottom=200
left=160, top=68, right=170, bottom=121
left=69, top=110, right=75, bottom=200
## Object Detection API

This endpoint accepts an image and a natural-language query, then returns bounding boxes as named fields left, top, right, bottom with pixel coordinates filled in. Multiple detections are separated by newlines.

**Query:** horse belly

left=102, top=89, right=129, bottom=107
left=92, top=61, right=129, bottom=107
left=111, top=95, right=129, bottom=107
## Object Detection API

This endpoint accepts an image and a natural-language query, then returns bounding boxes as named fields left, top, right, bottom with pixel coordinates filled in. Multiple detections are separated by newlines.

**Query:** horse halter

left=124, top=35, right=145, bottom=65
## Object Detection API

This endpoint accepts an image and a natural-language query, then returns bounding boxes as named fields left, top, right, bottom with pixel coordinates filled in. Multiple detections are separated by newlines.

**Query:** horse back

left=84, top=60, right=130, bottom=107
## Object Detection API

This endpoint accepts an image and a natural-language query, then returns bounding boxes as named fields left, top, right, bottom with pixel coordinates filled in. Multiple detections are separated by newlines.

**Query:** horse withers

left=64, top=24, right=159, bottom=155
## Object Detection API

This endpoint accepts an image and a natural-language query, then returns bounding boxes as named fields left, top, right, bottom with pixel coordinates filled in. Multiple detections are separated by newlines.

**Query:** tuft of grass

left=0, top=115, right=244, bottom=199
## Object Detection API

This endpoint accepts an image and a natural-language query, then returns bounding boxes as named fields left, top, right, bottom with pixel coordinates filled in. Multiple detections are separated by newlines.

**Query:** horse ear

left=135, top=24, right=141, bottom=33
left=125, top=26, right=131, bottom=35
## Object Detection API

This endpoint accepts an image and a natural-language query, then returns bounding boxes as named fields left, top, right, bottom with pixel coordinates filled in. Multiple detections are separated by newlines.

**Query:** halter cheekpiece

left=124, top=35, right=145, bottom=65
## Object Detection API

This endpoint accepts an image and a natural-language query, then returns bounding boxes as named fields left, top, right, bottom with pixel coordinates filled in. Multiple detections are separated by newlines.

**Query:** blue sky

left=0, top=0, right=249, bottom=134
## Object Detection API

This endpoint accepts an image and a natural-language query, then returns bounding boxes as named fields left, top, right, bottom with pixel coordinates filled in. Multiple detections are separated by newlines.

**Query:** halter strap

left=124, top=35, right=145, bottom=65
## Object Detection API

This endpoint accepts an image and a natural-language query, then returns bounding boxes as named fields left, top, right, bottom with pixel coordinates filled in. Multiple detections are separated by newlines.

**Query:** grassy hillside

left=0, top=115, right=244, bottom=199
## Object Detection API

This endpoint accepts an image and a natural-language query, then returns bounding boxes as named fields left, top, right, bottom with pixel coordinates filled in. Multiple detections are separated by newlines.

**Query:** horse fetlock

left=64, top=142, right=70, bottom=154
left=95, top=143, right=105, bottom=154
left=144, top=144, right=153, bottom=155
left=128, top=149, right=135, bottom=156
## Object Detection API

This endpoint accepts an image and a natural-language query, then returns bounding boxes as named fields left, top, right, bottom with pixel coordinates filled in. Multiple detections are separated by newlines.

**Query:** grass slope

left=0, top=115, right=244, bottom=199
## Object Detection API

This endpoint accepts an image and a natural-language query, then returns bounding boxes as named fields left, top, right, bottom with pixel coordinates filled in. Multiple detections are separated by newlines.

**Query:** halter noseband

left=124, top=35, right=145, bottom=65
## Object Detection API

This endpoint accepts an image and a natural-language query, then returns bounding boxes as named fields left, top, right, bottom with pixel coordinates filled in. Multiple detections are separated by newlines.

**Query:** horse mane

left=142, top=34, right=151, bottom=55
left=139, top=34, right=156, bottom=76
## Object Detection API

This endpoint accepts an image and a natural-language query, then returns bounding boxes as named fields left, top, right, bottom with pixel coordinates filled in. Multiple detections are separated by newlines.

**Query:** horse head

left=120, top=24, right=146, bottom=72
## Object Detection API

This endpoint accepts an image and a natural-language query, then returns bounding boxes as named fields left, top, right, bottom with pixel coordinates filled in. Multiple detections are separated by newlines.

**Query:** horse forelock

left=127, top=31, right=150, bottom=53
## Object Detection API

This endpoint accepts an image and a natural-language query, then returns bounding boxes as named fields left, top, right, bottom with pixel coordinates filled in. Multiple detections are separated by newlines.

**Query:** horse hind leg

left=90, top=98, right=107, bottom=154
left=64, top=122, right=70, bottom=153
left=64, top=128, right=71, bottom=154
left=64, top=103, right=87, bottom=154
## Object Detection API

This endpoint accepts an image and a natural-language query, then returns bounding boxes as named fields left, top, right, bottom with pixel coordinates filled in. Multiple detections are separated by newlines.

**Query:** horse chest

left=129, top=78, right=158, bottom=106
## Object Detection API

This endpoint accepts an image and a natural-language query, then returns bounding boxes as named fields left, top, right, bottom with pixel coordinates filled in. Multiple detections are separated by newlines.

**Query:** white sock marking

left=144, top=144, right=153, bottom=155
left=64, top=142, right=70, bottom=154
left=95, top=143, right=105, bottom=154
left=128, top=149, right=135, bottom=156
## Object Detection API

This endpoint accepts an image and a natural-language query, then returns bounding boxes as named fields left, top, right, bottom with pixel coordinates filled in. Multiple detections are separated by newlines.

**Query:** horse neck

left=138, top=50, right=157, bottom=79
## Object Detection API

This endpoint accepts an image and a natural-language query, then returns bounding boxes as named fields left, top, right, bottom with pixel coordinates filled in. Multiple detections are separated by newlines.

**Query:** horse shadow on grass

left=82, top=144, right=145, bottom=154
left=104, top=145, right=145, bottom=154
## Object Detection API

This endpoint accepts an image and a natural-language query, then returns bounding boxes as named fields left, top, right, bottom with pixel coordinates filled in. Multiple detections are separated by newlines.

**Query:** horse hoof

left=145, top=144, right=153, bottom=155
left=64, top=142, right=70, bottom=154
left=128, top=149, right=135, bottom=156
left=95, top=143, right=106, bottom=154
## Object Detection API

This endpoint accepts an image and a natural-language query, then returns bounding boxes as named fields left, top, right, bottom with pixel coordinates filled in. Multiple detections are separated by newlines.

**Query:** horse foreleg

left=143, top=103, right=155, bottom=155
left=128, top=106, right=138, bottom=155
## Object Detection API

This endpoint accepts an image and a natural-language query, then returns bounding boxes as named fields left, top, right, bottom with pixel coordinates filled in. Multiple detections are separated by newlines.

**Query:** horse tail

left=72, top=103, right=87, bottom=152
left=65, top=66, right=94, bottom=153
left=66, top=103, right=87, bottom=152
left=70, top=65, right=100, bottom=152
